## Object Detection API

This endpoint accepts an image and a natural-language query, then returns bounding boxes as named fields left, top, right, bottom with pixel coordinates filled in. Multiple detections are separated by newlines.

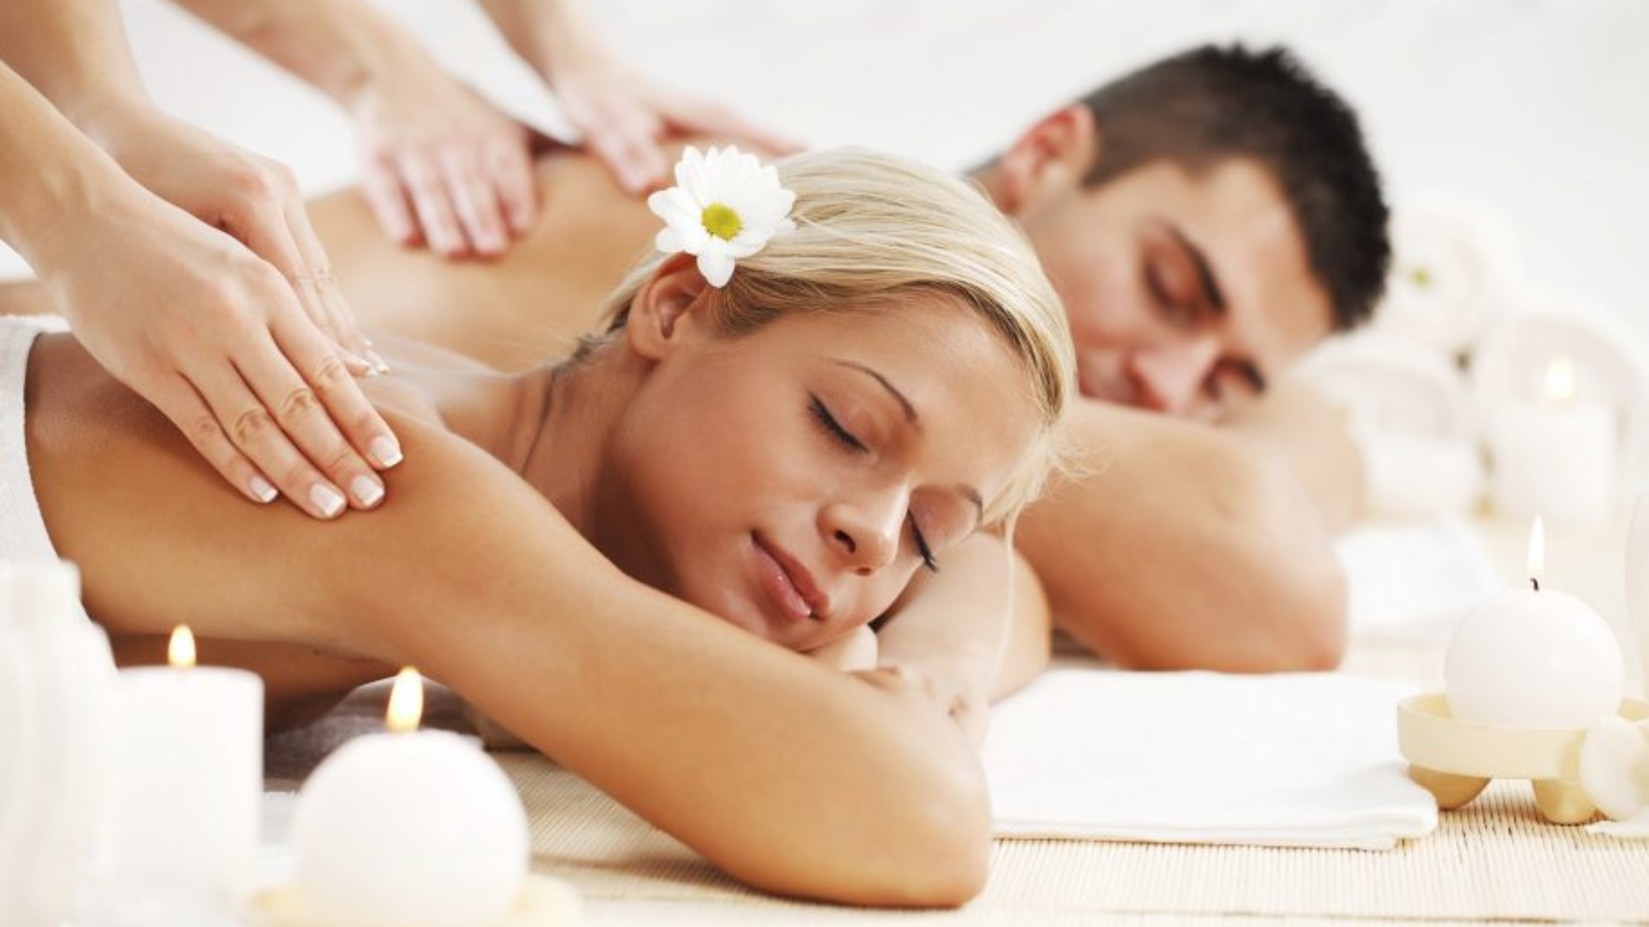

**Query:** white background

left=5, top=0, right=1646, bottom=345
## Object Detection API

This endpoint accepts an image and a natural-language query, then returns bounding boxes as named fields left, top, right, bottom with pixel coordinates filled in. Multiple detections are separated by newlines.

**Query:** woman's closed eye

left=809, top=395, right=868, bottom=453
left=909, top=514, right=939, bottom=573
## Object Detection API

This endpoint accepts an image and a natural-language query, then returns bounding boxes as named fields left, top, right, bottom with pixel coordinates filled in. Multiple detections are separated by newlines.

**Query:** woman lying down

left=18, top=148, right=1075, bottom=906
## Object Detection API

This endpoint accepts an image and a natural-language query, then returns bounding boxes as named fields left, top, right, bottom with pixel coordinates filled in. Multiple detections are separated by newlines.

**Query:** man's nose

left=1125, top=337, right=1221, bottom=415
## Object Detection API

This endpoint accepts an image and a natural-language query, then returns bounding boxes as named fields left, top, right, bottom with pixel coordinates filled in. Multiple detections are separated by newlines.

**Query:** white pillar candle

left=289, top=667, right=530, bottom=927
left=1488, top=356, right=1617, bottom=526
left=0, top=561, right=117, bottom=927
left=85, top=626, right=263, bottom=927
left=1444, top=518, right=1625, bottom=727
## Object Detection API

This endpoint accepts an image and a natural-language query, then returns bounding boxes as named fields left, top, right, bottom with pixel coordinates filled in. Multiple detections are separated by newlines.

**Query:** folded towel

left=1296, top=331, right=1483, bottom=516
left=982, top=669, right=1437, bottom=850
left=1375, top=198, right=1518, bottom=355
left=1336, top=516, right=1505, bottom=640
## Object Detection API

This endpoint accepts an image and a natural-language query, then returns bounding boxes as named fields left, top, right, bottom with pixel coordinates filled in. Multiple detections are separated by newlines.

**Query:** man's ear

left=626, top=253, right=712, bottom=361
left=996, top=104, right=1102, bottom=217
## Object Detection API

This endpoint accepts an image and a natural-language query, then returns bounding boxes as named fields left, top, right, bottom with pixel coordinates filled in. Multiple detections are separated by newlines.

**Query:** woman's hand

left=349, top=61, right=539, bottom=259
left=52, top=107, right=401, bottom=518
left=550, top=54, right=802, bottom=195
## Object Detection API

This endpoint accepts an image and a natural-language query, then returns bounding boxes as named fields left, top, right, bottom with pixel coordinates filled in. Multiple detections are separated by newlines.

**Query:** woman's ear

left=625, top=253, right=712, bottom=361
left=996, top=104, right=1102, bottom=217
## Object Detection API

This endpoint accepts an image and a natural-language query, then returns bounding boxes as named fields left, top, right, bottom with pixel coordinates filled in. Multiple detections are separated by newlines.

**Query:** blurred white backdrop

left=5, top=0, right=1645, bottom=345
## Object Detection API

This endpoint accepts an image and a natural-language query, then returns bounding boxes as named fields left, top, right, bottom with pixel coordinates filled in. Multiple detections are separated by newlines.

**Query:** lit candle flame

left=167, top=625, right=196, bottom=668
left=386, top=666, right=424, bottom=734
left=1543, top=356, right=1576, bottom=405
left=1527, top=516, right=1546, bottom=591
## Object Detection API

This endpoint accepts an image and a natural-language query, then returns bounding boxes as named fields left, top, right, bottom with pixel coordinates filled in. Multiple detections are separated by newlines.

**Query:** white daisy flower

left=647, top=146, right=796, bottom=288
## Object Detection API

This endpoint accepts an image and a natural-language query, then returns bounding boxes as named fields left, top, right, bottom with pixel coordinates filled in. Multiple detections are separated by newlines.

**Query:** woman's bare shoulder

left=24, top=332, right=582, bottom=659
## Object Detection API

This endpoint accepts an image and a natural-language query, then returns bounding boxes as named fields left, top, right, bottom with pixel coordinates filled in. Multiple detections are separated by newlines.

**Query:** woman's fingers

left=398, top=153, right=467, bottom=257
left=362, top=158, right=420, bottom=246
left=439, top=151, right=509, bottom=257
left=486, top=138, right=539, bottom=236
left=148, top=375, right=280, bottom=507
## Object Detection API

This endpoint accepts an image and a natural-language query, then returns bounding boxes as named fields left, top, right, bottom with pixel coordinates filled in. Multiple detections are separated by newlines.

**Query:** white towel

left=1336, top=516, right=1505, bottom=641
left=1295, top=331, right=1483, bottom=516
left=1375, top=198, right=1518, bottom=356
left=982, top=669, right=1437, bottom=850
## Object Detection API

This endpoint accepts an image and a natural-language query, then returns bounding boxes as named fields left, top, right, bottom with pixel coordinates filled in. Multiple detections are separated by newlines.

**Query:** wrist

left=15, top=154, right=150, bottom=289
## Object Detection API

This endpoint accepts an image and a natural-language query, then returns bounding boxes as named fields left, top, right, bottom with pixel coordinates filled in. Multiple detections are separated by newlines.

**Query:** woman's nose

left=822, top=494, right=904, bottom=575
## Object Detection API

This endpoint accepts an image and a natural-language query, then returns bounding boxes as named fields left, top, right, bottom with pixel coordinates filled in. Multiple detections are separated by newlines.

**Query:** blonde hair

left=588, top=147, right=1075, bottom=525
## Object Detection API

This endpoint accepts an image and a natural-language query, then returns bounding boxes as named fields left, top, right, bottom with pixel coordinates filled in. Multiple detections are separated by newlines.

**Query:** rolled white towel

left=1375, top=198, right=1519, bottom=356
left=1295, top=331, right=1483, bottom=516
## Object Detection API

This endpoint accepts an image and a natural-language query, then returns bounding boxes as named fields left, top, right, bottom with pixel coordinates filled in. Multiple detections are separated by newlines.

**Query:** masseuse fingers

left=190, top=360, right=353, bottom=519
left=362, top=158, right=420, bottom=247
left=150, top=375, right=280, bottom=507
left=439, top=151, right=509, bottom=257
left=279, top=192, right=377, bottom=365
left=398, top=153, right=466, bottom=258
left=663, top=95, right=804, bottom=157
left=267, top=311, right=405, bottom=491
left=486, top=136, right=538, bottom=236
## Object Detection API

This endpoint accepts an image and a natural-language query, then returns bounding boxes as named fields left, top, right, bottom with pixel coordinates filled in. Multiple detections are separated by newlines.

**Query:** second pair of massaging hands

left=58, top=37, right=794, bottom=520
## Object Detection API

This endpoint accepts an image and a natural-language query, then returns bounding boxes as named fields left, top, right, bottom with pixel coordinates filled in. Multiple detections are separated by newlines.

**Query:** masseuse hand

left=550, top=51, right=802, bottom=195
left=350, top=56, right=538, bottom=259
left=61, top=107, right=401, bottom=518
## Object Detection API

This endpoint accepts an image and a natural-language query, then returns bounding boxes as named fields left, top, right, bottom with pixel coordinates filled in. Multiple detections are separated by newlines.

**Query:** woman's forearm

left=0, top=0, right=153, bottom=127
left=476, top=0, right=602, bottom=81
left=167, top=0, right=433, bottom=111
left=0, top=61, right=142, bottom=275
left=325, top=422, right=991, bottom=906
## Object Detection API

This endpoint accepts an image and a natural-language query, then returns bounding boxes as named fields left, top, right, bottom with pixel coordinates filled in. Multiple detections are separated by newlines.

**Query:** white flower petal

left=655, top=227, right=682, bottom=254
left=698, top=250, right=735, bottom=288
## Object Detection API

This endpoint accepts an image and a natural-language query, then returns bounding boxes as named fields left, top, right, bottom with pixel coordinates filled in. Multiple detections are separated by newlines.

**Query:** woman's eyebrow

left=829, top=359, right=983, bottom=528
left=830, top=360, right=918, bottom=428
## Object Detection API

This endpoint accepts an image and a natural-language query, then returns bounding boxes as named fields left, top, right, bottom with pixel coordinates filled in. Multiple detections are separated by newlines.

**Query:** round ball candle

left=1444, top=518, right=1625, bottom=727
left=290, top=667, right=530, bottom=927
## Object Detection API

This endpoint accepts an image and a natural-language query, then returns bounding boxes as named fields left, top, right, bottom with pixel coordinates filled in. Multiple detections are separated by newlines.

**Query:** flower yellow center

left=701, top=203, right=743, bottom=240
left=1410, top=266, right=1431, bottom=288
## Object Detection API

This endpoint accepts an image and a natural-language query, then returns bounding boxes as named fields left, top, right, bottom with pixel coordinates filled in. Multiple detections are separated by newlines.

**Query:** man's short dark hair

left=1079, top=44, right=1389, bottom=331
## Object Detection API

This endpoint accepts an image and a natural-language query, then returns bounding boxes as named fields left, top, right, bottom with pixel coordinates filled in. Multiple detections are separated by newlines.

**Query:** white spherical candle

left=1444, top=519, right=1625, bottom=727
left=289, top=669, right=530, bottom=927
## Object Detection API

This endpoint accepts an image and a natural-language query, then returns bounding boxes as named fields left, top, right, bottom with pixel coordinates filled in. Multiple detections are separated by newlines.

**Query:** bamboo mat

left=501, top=754, right=1649, bottom=925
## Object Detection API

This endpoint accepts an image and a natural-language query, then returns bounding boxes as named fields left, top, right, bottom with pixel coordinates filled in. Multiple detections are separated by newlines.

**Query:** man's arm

left=1018, top=385, right=1359, bottom=672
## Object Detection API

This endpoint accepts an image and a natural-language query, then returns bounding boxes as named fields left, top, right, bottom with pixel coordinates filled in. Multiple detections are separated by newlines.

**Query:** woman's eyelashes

left=809, top=395, right=868, bottom=453
left=809, top=393, right=940, bottom=573
left=909, top=514, right=939, bottom=573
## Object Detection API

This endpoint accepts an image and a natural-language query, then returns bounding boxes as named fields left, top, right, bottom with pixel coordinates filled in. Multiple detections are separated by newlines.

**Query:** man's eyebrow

left=831, top=359, right=984, bottom=526
left=1164, top=225, right=1269, bottom=394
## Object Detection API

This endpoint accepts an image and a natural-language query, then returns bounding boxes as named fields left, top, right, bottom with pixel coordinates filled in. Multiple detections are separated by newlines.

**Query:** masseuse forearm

left=1019, top=400, right=1348, bottom=672
left=0, top=61, right=140, bottom=274
left=167, top=0, right=431, bottom=109
left=0, top=0, right=154, bottom=127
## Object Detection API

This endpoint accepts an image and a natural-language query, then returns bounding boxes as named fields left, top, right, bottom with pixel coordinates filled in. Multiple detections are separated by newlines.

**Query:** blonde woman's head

left=592, top=147, right=1075, bottom=524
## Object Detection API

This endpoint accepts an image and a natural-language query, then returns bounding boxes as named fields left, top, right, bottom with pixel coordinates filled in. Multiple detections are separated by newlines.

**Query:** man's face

left=1011, top=155, right=1335, bottom=420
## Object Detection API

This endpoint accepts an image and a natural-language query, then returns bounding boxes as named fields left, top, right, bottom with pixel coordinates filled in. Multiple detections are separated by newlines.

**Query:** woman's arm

left=32, top=347, right=990, bottom=905
left=325, top=418, right=991, bottom=905
left=873, top=533, right=1053, bottom=744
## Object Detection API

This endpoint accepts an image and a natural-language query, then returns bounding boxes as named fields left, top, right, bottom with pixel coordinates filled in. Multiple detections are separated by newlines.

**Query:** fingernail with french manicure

left=351, top=475, right=385, bottom=508
left=310, top=484, right=347, bottom=519
left=371, top=435, right=403, bottom=469
left=365, top=350, right=392, bottom=376
left=249, top=475, right=279, bottom=504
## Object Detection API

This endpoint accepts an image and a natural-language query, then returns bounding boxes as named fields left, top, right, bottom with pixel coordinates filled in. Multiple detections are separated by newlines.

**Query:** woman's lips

left=752, top=533, right=829, bottom=625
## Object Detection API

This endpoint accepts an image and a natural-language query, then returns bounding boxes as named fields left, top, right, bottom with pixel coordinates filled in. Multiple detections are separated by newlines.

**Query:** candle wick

left=1530, top=577, right=1540, bottom=592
